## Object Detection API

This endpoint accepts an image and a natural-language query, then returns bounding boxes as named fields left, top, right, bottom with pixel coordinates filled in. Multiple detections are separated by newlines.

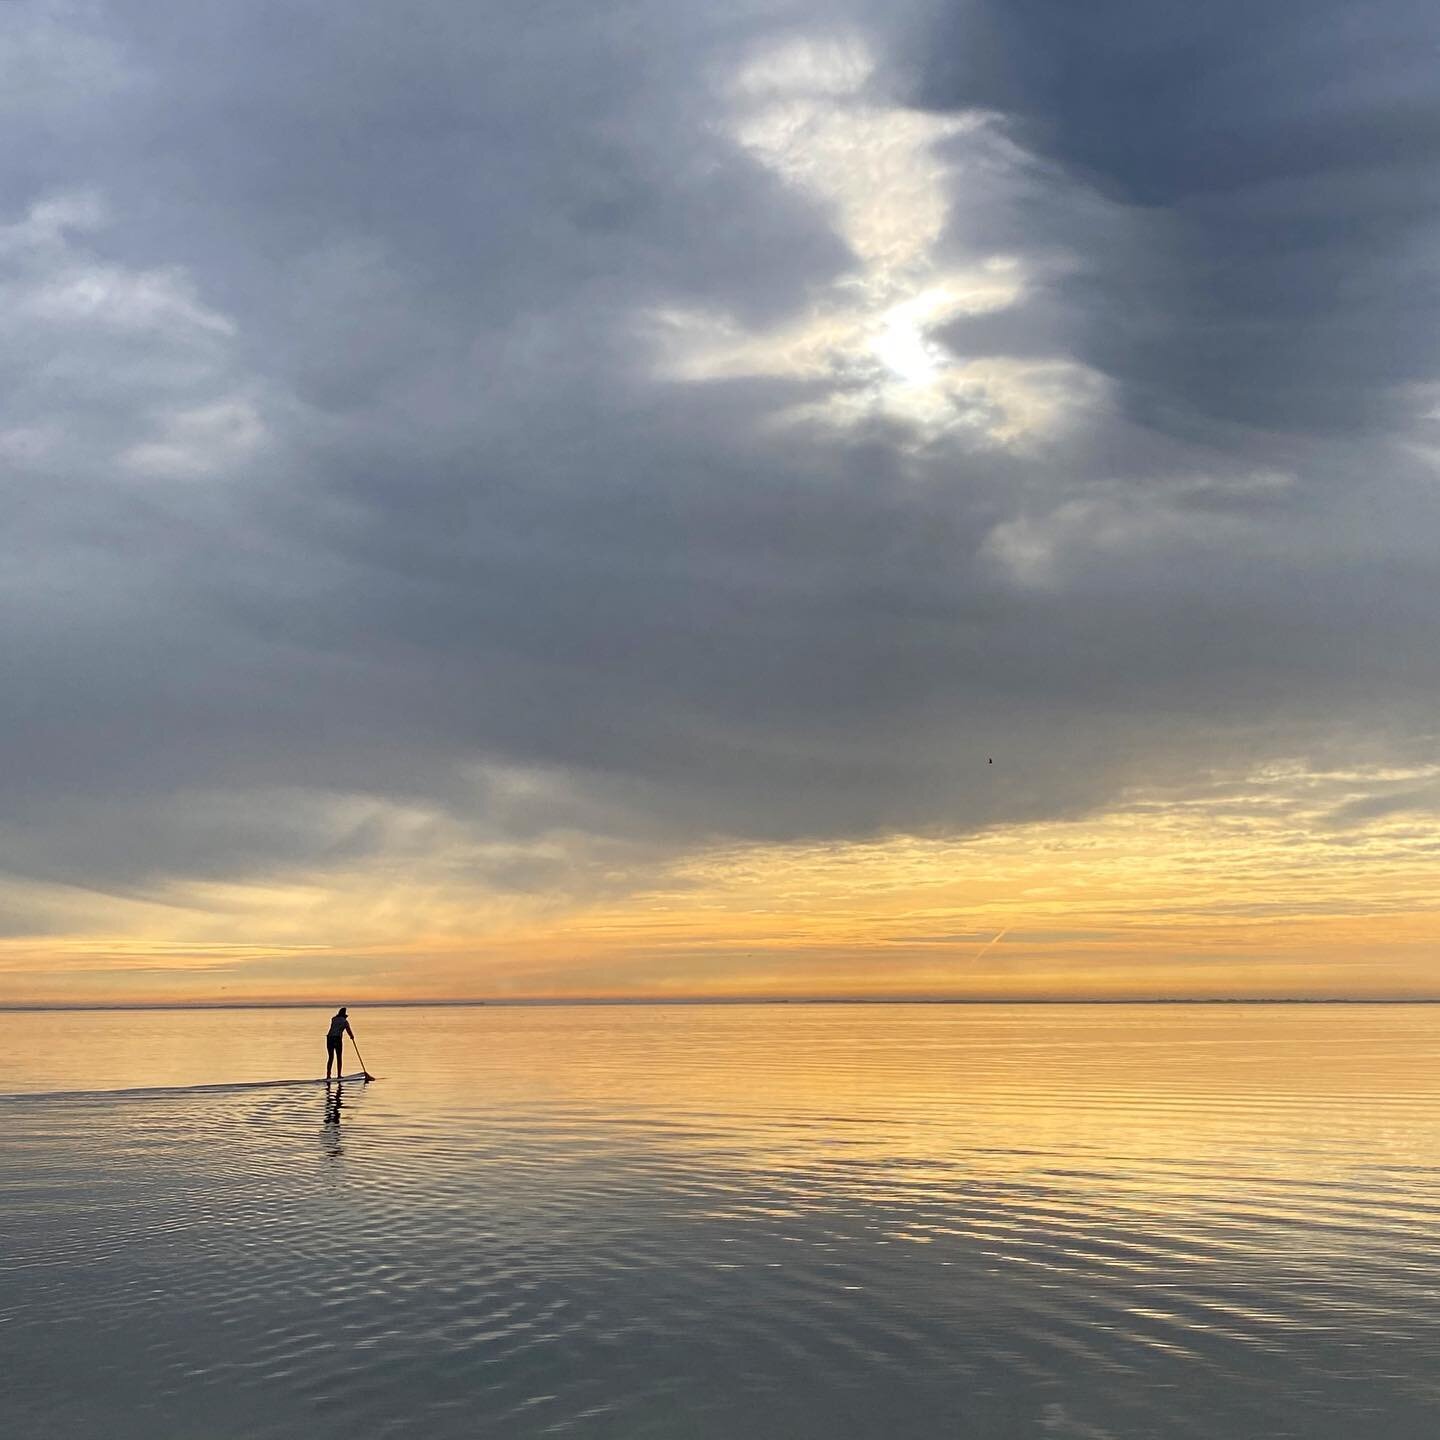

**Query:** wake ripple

left=0, top=1074, right=371, bottom=1103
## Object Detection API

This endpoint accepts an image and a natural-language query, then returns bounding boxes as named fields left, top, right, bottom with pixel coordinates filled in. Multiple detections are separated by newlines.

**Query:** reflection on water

left=4, top=1004, right=1440, bottom=1438
left=322, top=1080, right=344, bottom=1154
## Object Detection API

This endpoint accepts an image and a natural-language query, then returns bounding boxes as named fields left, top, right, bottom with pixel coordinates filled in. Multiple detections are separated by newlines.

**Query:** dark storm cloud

left=0, top=0, right=1437, bottom=907
left=912, top=0, right=1440, bottom=433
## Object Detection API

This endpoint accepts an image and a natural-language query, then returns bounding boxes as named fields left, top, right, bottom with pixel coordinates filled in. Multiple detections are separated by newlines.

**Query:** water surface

left=4, top=1003, right=1440, bottom=1438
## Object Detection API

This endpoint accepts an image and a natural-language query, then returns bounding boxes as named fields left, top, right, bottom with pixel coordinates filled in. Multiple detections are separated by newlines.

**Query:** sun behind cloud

left=648, top=32, right=1099, bottom=444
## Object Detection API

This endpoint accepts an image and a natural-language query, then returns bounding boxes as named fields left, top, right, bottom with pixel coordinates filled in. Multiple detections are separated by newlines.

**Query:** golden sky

left=4, top=761, right=1437, bottom=1005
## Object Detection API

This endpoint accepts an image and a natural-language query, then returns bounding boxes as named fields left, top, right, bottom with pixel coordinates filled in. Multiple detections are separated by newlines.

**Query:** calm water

left=5, top=1004, right=1440, bottom=1438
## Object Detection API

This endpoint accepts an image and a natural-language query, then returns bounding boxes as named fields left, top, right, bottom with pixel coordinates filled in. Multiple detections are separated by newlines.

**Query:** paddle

left=350, top=1036, right=377, bottom=1082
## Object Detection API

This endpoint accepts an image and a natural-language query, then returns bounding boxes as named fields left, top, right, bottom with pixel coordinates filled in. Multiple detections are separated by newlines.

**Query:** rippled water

left=5, top=1004, right=1440, bottom=1438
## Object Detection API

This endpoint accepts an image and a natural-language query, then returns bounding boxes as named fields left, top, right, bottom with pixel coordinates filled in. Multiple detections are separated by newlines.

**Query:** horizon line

left=6, top=995, right=1440, bottom=1012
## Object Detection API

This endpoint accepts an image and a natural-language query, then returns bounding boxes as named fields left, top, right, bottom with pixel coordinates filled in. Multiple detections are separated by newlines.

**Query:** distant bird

left=988, top=757, right=993, bottom=764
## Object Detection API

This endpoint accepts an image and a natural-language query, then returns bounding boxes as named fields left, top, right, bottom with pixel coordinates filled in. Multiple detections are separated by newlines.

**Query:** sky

left=2, top=0, right=1439, bottom=1003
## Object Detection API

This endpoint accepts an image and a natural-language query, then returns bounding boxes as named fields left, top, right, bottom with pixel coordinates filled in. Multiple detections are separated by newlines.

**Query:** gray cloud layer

left=2, top=0, right=1437, bottom=910
left=915, top=0, right=1440, bottom=433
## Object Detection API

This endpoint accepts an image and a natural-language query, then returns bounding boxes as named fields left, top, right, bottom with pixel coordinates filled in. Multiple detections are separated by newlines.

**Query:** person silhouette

left=326, top=1006, right=355, bottom=1081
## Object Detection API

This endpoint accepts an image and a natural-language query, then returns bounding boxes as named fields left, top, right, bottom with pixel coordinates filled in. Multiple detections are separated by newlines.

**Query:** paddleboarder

left=326, top=1006, right=355, bottom=1081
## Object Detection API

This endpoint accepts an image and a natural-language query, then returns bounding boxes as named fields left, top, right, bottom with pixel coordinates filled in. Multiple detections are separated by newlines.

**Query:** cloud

left=653, top=33, right=1100, bottom=445
left=909, top=0, right=1440, bottom=435
left=1322, top=779, right=1440, bottom=830
left=0, top=0, right=1437, bottom=989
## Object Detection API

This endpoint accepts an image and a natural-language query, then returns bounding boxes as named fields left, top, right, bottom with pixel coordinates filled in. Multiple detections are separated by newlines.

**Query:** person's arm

left=345, top=1021, right=355, bottom=1039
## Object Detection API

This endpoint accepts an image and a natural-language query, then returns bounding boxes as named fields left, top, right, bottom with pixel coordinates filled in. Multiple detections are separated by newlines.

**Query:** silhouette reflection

left=322, top=1080, right=344, bottom=1156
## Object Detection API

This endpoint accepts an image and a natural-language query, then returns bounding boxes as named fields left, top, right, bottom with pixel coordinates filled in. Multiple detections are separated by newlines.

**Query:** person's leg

left=326, top=1037, right=337, bottom=1079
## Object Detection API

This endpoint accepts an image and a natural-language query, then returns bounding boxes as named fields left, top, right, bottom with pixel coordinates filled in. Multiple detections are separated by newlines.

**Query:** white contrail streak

left=973, top=927, right=1010, bottom=959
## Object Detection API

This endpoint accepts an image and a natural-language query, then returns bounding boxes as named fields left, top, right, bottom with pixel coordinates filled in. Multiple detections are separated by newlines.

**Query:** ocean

left=4, top=1002, right=1440, bottom=1438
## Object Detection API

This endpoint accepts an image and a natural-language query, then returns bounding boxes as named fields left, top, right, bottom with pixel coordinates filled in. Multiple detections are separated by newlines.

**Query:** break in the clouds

left=2, top=0, right=1438, bottom=993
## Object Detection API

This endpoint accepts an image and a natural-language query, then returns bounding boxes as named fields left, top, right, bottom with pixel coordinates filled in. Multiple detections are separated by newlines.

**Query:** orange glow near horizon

left=2, top=764, right=1438, bottom=1005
